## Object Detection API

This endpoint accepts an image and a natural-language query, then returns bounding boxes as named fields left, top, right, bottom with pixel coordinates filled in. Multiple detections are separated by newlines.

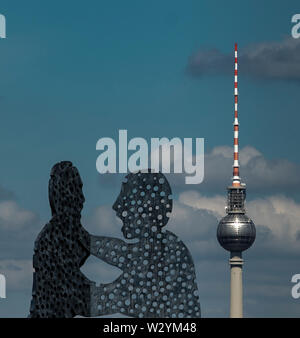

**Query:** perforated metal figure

left=89, top=171, right=201, bottom=318
left=29, top=161, right=95, bottom=318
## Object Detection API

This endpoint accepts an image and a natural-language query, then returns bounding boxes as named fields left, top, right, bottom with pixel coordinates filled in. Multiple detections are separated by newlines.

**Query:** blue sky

left=1, top=0, right=300, bottom=317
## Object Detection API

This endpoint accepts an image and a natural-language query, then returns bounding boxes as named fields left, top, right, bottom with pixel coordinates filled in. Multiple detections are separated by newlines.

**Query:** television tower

left=217, top=43, right=256, bottom=318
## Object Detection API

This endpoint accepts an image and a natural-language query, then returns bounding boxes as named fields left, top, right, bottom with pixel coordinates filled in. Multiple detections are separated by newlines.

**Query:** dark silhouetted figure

left=89, top=171, right=201, bottom=318
left=29, top=161, right=95, bottom=318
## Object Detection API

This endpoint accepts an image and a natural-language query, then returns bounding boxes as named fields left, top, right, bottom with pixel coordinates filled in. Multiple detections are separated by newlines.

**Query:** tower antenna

left=233, top=43, right=241, bottom=187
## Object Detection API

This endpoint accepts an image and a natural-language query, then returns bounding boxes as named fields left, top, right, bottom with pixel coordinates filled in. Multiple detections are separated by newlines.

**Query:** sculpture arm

left=89, top=235, right=129, bottom=268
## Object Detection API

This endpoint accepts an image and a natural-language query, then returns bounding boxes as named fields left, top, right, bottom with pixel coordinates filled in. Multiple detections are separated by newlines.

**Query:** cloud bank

left=187, top=37, right=300, bottom=81
left=167, top=145, right=300, bottom=194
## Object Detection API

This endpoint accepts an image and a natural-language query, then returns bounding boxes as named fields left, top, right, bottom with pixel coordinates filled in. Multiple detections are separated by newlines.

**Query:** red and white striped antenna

left=233, top=43, right=241, bottom=187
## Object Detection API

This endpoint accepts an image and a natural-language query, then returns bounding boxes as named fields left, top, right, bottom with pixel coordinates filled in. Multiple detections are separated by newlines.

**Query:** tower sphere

left=217, top=213, right=256, bottom=252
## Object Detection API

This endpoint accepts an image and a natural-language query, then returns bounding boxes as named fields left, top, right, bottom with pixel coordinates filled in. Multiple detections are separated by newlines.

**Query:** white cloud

left=179, top=191, right=225, bottom=217
left=0, top=200, right=39, bottom=231
left=207, top=145, right=300, bottom=191
left=248, top=196, right=299, bottom=240
left=0, top=260, right=33, bottom=291
left=211, top=145, right=262, bottom=166
left=0, top=198, right=41, bottom=261
left=168, top=145, right=300, bottom=194
left=84, top=205, right=122, bottom=238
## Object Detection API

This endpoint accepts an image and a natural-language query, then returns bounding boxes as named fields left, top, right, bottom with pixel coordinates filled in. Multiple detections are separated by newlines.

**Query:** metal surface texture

left=217, top=213, right=256, bottom=252
left=29, top=166, right=201, bottom=318
left=29, top=161, right=94, bottom=318
left=89, top=171, right=201, bottom=318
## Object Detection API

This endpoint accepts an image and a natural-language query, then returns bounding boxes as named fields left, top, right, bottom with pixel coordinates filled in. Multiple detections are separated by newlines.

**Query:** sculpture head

left=113, top=170, right=173, bottom=240
left=48, top=161, right=85, bottom=217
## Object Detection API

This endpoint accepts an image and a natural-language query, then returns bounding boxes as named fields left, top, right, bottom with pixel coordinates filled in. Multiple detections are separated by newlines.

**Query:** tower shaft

left=230, top=253, right=243, bottom=318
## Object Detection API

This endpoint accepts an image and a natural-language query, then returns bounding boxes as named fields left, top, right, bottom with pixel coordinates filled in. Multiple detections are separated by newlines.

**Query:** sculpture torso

left=90, top=230, right=200, bottom=318
left=29, top=217, right=93, bottom=318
